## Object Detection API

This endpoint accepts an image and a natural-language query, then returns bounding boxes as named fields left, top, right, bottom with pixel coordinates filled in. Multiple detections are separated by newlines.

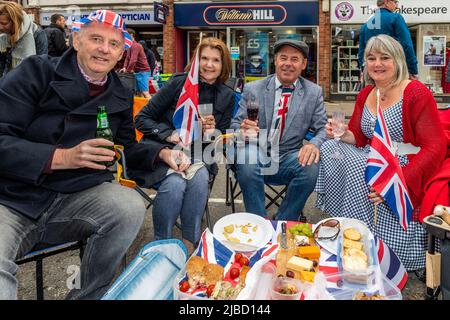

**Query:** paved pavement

left=16, top=162, right=427, bottom=300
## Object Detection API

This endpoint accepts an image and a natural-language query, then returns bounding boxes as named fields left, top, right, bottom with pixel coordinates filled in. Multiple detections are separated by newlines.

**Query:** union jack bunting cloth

left=71, top=10, right=133, bottom=49
left=172, top=48, right=201, bottom=146
left=364, top=91, right=414, bottom=231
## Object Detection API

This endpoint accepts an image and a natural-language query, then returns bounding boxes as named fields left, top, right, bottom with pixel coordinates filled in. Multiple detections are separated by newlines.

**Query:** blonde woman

left=315, top=34, right=446, bottom=272
left=0, top=1, right=47, bottom=76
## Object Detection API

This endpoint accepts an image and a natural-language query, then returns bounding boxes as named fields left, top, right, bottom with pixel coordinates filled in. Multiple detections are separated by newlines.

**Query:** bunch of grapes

left=289, top=223, right=313, bottom=237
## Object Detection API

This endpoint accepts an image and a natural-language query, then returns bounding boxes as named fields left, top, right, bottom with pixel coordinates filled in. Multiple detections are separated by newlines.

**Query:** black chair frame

left=16, top=240, right=85, bottom=300
left=225, top=164, right=291, bottom=215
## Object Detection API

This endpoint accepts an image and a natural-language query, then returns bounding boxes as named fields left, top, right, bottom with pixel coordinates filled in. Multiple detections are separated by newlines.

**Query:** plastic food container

left=336, top=220, right=377, bottom=285
left=324, top=271, right=402, bottom=300
left=270, top=276, right=303, bottom=300
left=251, top=262, right=277, bottom=300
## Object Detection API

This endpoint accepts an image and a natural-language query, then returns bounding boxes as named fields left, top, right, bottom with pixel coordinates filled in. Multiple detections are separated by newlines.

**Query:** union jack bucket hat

left=71, top=10, right=133, bottom=49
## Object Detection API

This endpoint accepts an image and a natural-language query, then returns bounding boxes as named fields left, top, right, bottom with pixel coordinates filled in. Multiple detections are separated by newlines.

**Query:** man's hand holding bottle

left=51, top=138, right=115, bottom=170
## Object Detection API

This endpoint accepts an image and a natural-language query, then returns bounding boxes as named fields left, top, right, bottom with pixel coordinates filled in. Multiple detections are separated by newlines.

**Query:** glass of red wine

left=244, top=95, right=259, bottom=141
left=247, top=97, right=259, bottom=121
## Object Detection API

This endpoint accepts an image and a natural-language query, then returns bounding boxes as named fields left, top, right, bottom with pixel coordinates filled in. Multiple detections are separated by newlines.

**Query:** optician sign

left=40, top=10, right=159, bottom=26
left=331, top=0, right=449, bottom=24
left=174, top=1, right=319, bottom=27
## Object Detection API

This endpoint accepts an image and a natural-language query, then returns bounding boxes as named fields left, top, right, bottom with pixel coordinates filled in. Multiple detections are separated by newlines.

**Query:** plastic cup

left=270, top=276, right=302, bottom=300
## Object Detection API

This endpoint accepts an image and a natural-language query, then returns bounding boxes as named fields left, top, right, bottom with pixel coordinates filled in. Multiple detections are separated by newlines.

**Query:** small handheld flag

left=365, top=89, right=414, bottom=231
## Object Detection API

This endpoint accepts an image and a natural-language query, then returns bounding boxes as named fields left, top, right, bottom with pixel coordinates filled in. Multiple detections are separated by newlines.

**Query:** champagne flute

left=331, top=110, right=345, bottom=159
left=198, top=103, right=214, bottom=142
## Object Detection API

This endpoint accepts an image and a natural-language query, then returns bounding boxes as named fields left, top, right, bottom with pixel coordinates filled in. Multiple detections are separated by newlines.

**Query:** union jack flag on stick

left=365, top=90, right=413, bottom=231
left=172, top=46, right=201, bottom=146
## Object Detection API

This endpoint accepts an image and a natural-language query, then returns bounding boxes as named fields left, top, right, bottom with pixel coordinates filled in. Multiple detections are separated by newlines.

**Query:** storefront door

left=230, top=27, right=318, bottom=84
left=187, top=31, right=222, bottom=63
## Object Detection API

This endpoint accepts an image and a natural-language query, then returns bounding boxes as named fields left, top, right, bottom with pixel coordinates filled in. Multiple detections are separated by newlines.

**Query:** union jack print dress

left=315, top=100, right=426, bottom=271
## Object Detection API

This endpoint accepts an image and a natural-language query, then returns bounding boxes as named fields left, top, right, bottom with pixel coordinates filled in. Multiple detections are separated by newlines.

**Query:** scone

left=343, top=238, right=364, bottom=251
left=202, top=263, right=224, bottom=286
left=186, top=256, right=207, bottom=278
left=344, top=228, right=362, bottom=241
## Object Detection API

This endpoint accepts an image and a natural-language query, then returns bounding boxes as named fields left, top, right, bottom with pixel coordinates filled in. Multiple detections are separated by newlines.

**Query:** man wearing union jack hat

left=0, top=10, right=186, bottom=299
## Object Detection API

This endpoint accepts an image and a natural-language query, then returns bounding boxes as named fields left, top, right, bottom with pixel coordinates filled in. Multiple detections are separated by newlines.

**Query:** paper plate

left=213, top=213, right=273, bottom=252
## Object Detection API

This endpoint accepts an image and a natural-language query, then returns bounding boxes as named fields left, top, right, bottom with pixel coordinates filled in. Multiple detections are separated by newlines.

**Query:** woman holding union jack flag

left=134, top=38, right=235, bottom=254
left=315, top=35, right=446, bottom=272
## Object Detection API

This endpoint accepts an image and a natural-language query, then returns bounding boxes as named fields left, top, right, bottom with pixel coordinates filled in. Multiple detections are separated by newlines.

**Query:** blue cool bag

left=102, top=239, right=188, bottom=300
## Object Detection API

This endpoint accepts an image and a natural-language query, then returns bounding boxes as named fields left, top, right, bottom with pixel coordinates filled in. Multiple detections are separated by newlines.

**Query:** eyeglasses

left=314, top=219, right=341, bottom=241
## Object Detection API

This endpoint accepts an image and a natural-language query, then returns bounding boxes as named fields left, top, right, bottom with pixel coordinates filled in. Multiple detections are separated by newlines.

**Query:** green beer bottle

left=96, top=105, right=115, bottom=167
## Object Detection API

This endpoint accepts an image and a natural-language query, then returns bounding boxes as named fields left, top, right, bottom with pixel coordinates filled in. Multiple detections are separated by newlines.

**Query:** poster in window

left=245, top=32, right=269, bottom=77
left=423, top=36, right=446, bottom=67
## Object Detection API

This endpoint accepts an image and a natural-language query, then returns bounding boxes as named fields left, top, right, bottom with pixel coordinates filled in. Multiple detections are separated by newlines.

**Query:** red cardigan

left=420, top=108, right=450, bottom=221
left=348, top=80, right=447, bottom=209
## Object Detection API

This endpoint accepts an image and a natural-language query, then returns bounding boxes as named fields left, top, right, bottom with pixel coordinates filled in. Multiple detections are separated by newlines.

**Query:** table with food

left=173, top=213, right=407, bottom=300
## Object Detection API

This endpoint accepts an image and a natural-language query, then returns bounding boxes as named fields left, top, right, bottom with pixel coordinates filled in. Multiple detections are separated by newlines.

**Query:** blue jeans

left=152, top=166, right=209, bottom=244
left=0, top=182, right=146, bottom=300
left=135, top=71, right=151, bottom=92
left=235, top=143, right=318, bottom=221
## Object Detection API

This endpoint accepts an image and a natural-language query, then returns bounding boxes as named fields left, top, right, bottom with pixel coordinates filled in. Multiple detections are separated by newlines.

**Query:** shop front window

left=330, top=25, right=361, bottom=94
left=140, top=32, right=164, bottom=71
left=230, top=27, right=318, bottom=84
left=417, top=24, right=450, bottom=96
left=187, top=30, right=227, bottom=64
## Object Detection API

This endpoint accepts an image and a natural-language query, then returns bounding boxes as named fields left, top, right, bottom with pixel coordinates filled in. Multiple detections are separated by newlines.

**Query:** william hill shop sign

left=206, top=6, right=285, bottom=25
left=174, top=2, right=319, bottom=27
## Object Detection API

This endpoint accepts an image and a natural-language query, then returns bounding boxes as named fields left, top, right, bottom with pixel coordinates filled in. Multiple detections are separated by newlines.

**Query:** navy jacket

left=358, top=8, right=418, bottom=75
left=0, top=48, right=167, bottom=219
left=45, top=23, right=68, bottom=57
left=133, top=73, right=235, bottom=185
left=135, top=73, right=235, bottom=142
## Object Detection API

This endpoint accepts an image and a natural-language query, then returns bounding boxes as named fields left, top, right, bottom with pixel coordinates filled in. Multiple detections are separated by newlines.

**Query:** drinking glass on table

left=198, top=103, right=214, bottom=142
left=331, top=109, right=346, bottom=159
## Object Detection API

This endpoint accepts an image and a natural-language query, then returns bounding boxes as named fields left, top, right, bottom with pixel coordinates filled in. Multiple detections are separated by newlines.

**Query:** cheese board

left=275, top=223, right=321, bottom=283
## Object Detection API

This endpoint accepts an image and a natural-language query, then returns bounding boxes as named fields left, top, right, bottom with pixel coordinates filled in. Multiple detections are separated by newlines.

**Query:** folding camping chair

left=225, top=162, right=305, bottom=221
left=423, top=209, right=450, bottom=300
left=117, top=72, right=136, bottom=94
left=15, top=241, right=85, bottom=300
